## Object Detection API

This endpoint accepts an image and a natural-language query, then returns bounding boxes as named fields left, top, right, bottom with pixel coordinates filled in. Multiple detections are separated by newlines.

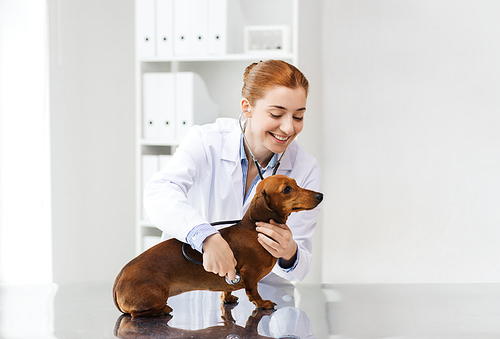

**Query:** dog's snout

left=315, top=193, right=323, bottom=203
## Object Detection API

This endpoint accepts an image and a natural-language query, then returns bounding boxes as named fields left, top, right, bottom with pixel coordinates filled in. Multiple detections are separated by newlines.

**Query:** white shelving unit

left=135, top=0, right=299, bottom=254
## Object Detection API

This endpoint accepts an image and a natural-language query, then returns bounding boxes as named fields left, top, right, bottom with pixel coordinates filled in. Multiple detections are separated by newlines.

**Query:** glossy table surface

left=1, top=281, right=500, bottom=338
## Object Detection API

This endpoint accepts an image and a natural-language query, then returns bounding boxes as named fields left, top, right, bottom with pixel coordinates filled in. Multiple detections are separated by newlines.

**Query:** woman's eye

left=270, top=113, right=282, bottom=118
left=293, top=116, right=304, bottom=121
left=282, top=186, right=292, bottom=194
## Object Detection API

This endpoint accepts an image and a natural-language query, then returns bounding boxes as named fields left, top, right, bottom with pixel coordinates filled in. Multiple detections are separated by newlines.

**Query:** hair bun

left=243, top=62, right=259, bottom=81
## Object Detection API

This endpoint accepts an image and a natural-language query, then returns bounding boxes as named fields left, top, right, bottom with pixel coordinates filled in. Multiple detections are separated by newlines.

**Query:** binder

left=159, top=155, right=173, bottom=169
left=142, top=73, right=160, bottom=140
left=136, top=0, right=156, bottom=58
left=156, top=0, right=174, bottom=57
left=175, top=72, right=219, bottom=141
left=142, top=155, right=160, bottom=222
left=173, top=0, right=193, bottom=56
left=192, top=0, right=209, bottom=56
left=158, top=73, right=176, bottom=142
left=208, top=0, right=227, bottom=55
left=175, top=73, right=193, bottom=140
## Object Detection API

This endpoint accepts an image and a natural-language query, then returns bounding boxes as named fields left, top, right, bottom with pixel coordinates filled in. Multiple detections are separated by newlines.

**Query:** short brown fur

left=113, top=175, right=323, bottom=317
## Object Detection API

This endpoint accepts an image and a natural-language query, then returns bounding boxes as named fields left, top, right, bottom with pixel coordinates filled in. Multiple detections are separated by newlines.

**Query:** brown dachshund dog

left=113, top=175, right=323, bottom=317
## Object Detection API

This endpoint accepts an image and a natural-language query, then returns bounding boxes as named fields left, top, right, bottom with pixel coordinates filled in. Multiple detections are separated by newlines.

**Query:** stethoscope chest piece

left=225, top=270, right=241, bottom=285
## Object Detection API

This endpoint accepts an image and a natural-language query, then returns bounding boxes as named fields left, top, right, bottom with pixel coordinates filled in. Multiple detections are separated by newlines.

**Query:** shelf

left=134, top=0, right=299, bottom=255
left=139, top=52, right=296, bottom=63
left=140, top=220, right=157, bottom=228
left=140, top=139, right=179, bottom=146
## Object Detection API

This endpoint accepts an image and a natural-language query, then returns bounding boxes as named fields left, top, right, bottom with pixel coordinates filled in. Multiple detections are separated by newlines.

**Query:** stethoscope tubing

left=238, top=111, right=285, bottom=180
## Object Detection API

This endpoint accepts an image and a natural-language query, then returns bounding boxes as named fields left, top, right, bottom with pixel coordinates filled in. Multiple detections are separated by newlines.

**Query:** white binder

left=142, top=155, right=160, bottom=222
left=192, top=0, right=209, bottom=56
left=159, top=154, right=173, bottom=169
left=156, top=0, right=174, bottom=57
left=142, top=73, right=160, bottom=140
left=136, top=0, right=156, bottom=58
left=175, top=72, right=219, bottom=142
left=208, top=0, right=227, bottom=55
left=173, top=0, right=193, bottom=56
left=158, top=73, right=176, bottom=142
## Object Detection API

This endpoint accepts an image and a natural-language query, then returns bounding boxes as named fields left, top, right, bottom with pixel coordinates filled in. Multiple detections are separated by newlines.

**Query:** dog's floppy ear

left=249, top=189, right=283, bottom=224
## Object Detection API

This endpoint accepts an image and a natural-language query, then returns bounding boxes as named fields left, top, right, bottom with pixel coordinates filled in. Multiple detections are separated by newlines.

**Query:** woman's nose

left=280, top=115, right=295, bottom=135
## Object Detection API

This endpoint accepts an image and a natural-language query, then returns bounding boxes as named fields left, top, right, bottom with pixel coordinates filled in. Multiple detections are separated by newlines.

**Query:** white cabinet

left=134, top=0, right=299, bottom=253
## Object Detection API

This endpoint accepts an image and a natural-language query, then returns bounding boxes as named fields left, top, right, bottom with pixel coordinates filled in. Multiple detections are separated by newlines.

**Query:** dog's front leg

left=221, top=291, right=239, bottom=304
left=245, top=308, right=274, bottom=333
left=241, top=273, right=276, bottom=309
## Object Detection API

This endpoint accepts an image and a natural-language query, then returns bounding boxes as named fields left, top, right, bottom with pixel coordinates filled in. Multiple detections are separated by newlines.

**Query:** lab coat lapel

left=221, top=125, right=244, bottom=216
left=269, top=147, right=294, bottom=176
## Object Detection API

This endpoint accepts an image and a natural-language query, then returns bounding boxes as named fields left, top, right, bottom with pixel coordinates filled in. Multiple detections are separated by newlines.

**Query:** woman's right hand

left=202, top=233, right=237, bottom=281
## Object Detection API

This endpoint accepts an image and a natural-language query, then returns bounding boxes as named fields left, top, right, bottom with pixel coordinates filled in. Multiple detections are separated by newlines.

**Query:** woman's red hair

left=241, top=60, right=309, bottom=106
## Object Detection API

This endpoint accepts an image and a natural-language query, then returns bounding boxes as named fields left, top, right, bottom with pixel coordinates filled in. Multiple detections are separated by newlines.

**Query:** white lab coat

left=144, top=118, right=322, bottom=283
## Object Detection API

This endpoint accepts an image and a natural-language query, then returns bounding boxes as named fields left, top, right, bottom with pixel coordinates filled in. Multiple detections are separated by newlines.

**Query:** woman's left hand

left=256, top=219, right=297, bottom=262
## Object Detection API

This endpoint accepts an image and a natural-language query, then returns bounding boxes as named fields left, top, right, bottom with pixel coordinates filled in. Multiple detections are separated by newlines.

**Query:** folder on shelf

left=192, top=0, right=209, bottom=56
left=136, top=0, right=156, bottom=58
left=156, top=0, right=174, bottom=57
left=143, top=72, right=219, bottom=142
left=172, top=0, right=193, bottom=56
left=208, top=0, right=227, bottom=55
left=159, top=155, right=172, bottom=170
left=158, top=73, right=176, bottom=142
left=175, top=72, right=218, bottom=141
left=142, top=155, right=160, bottom=222
left=142, top=73, right=160, bottom=140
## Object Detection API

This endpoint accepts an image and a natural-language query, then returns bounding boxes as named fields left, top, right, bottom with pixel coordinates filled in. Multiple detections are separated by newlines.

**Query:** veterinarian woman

left=144, top=59, right=321, bottom=285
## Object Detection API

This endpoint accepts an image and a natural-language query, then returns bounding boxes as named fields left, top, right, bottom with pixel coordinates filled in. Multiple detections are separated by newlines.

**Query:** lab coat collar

left=221, top=125, right=241, bottom=163
left=221, top=123, right=294, bottom=172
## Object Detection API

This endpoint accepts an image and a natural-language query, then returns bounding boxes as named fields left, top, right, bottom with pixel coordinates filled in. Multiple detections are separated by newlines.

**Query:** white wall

left=321, top=0, right=500, bottom=283
left=49, top=0, right=136, bottom=283
left=0, top=0, right=52, bottom=284
left=297, top=0, right=324, bottom=284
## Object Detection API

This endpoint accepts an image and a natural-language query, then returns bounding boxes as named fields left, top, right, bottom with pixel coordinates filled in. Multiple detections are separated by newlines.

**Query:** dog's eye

left=282, top=186, right=292, bottom=194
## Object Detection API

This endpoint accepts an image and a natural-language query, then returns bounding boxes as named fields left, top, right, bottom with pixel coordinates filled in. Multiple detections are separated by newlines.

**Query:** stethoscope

left=181, top=111, right=287, bottom=285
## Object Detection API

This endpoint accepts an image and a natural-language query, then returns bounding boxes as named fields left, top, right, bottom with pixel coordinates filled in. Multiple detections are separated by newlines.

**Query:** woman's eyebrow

left=268, top=105, right=307, bottom=112
left=268, top=105, right=287, bottom=110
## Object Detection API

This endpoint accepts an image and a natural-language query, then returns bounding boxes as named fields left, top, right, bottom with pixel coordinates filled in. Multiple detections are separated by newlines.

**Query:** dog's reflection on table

left=115, top=303, right=275, bottom=339
left=113, top=284, right=314, bottom=338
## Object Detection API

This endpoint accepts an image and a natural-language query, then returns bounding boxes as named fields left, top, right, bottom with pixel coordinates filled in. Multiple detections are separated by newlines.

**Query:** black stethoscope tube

left=239, top=112, right=284, bottom=180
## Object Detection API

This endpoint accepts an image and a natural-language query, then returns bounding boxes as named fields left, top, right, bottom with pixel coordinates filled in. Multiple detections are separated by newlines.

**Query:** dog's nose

left=316, top=193, right=323, bottom=203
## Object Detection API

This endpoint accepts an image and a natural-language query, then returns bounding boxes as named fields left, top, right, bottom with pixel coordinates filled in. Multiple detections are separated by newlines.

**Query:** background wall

left=0, top=0, right=52, bottom=284
left=3, top=0, right=500, bottom=286
left=321, top=0, right=500, bottom=283
left=48, top=0, right=136, bottom=283
left=297, top=0, right=324, bottom=284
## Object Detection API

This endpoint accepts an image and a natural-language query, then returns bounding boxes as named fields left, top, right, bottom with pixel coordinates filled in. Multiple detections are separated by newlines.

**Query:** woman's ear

left=240, top=98, right=252, bottom=118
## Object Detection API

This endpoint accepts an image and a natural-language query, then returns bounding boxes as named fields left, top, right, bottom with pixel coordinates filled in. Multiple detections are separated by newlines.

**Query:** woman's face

left=243, top=86, right=307, bottom=157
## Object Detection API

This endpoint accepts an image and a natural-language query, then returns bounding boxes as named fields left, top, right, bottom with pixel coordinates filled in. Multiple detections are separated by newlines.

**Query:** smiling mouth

left=270, top=133, right=291, bottom=142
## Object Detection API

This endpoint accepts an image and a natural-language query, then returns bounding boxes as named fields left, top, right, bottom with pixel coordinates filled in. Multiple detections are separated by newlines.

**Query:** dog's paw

left=255, top=299, right=276, bottom=310
left=223, top=294, right=239, bottom=304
